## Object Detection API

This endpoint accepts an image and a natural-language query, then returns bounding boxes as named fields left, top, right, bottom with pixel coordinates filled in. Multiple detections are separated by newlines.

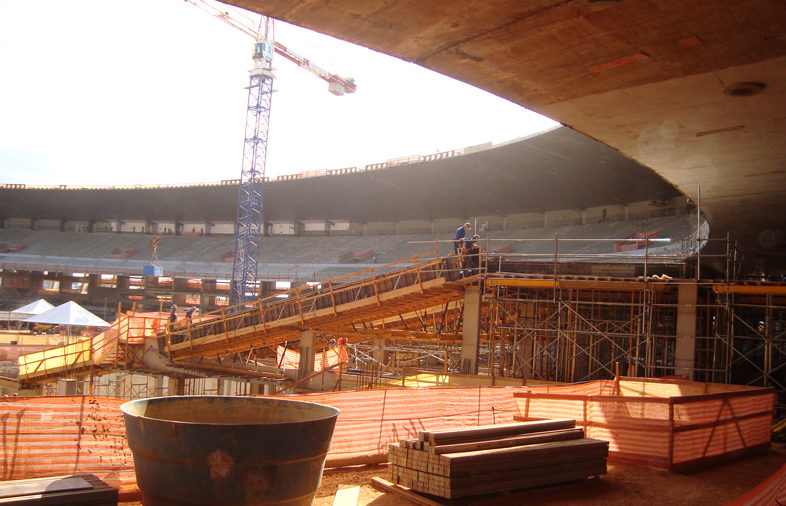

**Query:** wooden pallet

left=387, top=419, right=608, bottom=500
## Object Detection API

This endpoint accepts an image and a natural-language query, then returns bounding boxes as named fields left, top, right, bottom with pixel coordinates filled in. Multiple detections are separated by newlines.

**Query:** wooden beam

left=370, top=477, right=442, bottom=506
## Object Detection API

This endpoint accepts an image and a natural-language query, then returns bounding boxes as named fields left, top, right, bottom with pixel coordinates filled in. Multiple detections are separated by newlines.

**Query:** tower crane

left=185, top=0, right=356, bottom=306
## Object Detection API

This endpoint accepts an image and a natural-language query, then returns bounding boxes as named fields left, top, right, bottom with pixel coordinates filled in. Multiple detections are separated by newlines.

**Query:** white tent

left=11, top=299, right=55, bottom=315
left=1, top=299, right=55, bottom=329
left=24, top=301, right=110, bottom=328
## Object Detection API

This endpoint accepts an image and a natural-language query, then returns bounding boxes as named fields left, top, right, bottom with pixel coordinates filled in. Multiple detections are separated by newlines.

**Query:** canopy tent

left=11, top=299, right=55, bottom=315
left=1, top=299, right=56, bottom=328
left=24, top=301, right=110, bottom=328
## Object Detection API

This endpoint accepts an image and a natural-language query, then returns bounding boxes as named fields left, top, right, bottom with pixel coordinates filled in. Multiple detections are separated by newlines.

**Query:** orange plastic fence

left=0, top=396, right=136, bottom=492
left=0, top=386, right=523, bottom=492
left=727, top=463, right=786, bottom=506
left=2, top=381, right=775, bottom=497
left=515, top=377, right=775, bottom=470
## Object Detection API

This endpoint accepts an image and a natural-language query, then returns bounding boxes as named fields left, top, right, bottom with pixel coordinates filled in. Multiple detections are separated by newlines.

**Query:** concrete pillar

left=372, top=337, right=388, bottom=366
left=110, top=373, right=122, bottom=398
left=168, top=376, right=185, bottom=396
left=297, top=329, right=315, bottom=382
left=56, top=378, right=78, bottom=396
left=460, top=286, right=481, bottom=374
left=675, top=284, right=698, bottom=379
left=153, top=376, right=165, bottom=397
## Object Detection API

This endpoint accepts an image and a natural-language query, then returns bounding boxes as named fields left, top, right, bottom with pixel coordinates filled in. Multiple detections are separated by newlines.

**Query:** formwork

left=514, top=377, right=775, bottom=471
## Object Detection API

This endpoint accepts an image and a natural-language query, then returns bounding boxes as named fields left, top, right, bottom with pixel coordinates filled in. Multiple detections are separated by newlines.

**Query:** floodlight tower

left=185, top=0, right=356, bottom=306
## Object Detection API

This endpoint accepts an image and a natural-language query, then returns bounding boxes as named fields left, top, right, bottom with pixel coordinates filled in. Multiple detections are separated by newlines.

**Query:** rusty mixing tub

left=121, top=396, right=339, bottom=505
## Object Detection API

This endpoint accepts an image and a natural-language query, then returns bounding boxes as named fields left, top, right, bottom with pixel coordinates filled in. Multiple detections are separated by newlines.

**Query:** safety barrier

left=0, top=386, right=523, bottom=494
left=727, top=463, right=786, bottom=505
left=1, top=383, right=778, bottom=500
left=514, top=377, right=775, bottom=471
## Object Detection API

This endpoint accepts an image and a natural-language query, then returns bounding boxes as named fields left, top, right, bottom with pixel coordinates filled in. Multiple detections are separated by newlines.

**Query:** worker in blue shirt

left=454, top=222, right=471, bottom=254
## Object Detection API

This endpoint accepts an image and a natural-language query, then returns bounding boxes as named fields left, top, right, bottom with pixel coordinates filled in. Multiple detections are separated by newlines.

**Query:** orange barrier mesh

left=515, top=377, right=775, bottom=470
left=0, top=396, right=136, bottom=493
left=1, top=381, right=774, bottom=496
left=0, top=386, right=524, bottom=491
left=293, top=387, right=524, bottom=461
left=727, top=463, right=786, bottom=506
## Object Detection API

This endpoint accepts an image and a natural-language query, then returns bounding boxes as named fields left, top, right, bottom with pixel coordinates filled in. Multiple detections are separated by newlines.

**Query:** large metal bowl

left=121, top=396, right=339, bottom=505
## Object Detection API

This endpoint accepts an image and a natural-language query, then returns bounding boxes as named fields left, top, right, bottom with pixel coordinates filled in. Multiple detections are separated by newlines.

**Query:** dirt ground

left=312, top=444, right=786, bottom=505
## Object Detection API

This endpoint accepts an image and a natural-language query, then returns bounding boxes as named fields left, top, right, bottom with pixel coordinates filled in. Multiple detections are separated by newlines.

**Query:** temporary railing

left=18, top=312, right=170, bottom=384
left=411, top=231, right=742, bottom=282
left=163, top=251, right=463, bottom=354
left=17, top=340, right=93, bottom=383
left=514, top=377, right=775, bottom=471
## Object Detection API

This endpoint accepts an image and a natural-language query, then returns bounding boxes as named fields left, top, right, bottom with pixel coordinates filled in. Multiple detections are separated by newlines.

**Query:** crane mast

left=231, top=27, right=274, bottom=307
left=185, top=0, right=356, bottom=306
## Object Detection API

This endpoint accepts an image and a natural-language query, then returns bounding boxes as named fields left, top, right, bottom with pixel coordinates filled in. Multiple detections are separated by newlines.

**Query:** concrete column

left=167, top=376, right=185, bottom=396
left=297, top=329, right=315, bottom=382
left=56, top=378, right=78, bottom=396
left=675, top=284, right=698, bottom=379
left=460, top=286, right=481, bottom=374
left=372, top=337, right=387, bottom=364
left=110, top=373, right=122, bottom=398
left=153, top=376, right=165, bottom=397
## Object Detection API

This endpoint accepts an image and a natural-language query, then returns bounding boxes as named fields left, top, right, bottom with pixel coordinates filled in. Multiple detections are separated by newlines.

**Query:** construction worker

left=168, top=305, right=178, bottom=329
left=185, top=306, right=197, bottom=324
left=454, top=222, right=471, bottom=254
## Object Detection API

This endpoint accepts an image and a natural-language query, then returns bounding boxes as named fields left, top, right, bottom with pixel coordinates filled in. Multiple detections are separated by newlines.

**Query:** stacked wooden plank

left=387, top=419, right=608, bottom=499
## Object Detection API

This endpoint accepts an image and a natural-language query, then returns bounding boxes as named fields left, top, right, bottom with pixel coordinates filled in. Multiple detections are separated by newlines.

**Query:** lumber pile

left=387, top=419, right=608, bottom=499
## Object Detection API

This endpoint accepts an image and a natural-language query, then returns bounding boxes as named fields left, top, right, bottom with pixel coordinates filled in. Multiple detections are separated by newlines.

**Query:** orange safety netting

left=0, top=380, right=777, bottom=499
left=0, top=386, right=523, bottom=491
left=727, top=463, right=786, bottom=506
left=515, top=377, right=775, bottom=470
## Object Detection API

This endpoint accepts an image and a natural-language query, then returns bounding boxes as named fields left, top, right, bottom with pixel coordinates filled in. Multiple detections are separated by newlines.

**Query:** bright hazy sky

left=0, top=0, right=558, bottom=187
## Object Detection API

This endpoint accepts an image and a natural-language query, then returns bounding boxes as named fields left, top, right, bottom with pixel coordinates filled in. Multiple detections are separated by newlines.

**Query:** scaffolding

left=16, top=235, right=786, bottom=416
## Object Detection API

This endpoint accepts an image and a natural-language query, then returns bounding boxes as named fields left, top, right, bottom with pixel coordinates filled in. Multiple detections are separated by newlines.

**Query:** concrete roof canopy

left=223, top=0, right=786, bottom=268
left=0, top=128, right=679, bottom=223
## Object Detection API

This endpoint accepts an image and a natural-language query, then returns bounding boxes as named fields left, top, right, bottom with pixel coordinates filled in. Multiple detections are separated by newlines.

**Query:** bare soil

left=313, top=444, right=786, bottom=505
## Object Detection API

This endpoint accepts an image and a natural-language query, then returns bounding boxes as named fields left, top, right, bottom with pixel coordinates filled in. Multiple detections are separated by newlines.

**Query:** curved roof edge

left=0, top=127, right=680, bottom=223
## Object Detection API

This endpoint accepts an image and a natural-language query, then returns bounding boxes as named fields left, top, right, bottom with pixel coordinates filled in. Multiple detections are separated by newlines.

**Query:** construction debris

left=386, top=419, right=608, bottom=500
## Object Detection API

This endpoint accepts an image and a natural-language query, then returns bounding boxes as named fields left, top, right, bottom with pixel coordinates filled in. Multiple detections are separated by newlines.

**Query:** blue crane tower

left=231, top=30, right=274, bottom=307
left=186, top=0, right=356, bottom=307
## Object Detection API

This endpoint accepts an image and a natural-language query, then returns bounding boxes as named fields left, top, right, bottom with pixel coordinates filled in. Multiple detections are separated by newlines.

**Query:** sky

left=0, top=0, right=559, bottom=187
